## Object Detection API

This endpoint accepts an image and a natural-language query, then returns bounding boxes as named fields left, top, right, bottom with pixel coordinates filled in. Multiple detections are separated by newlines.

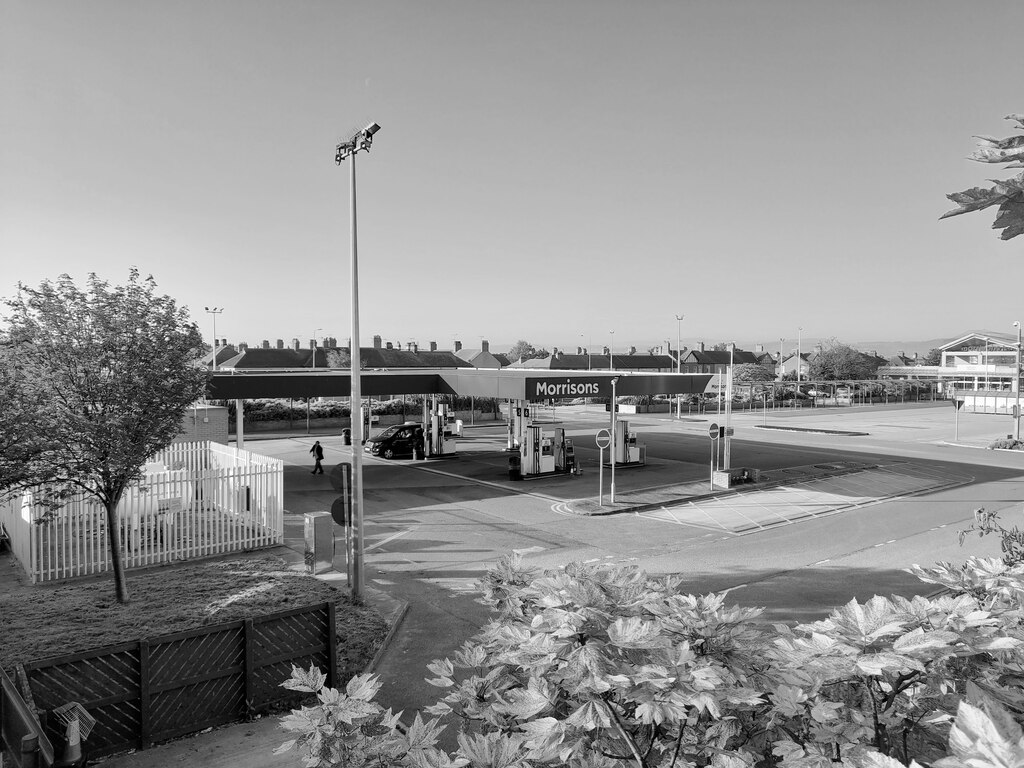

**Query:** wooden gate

left=22, top=601, right=337, bottom=758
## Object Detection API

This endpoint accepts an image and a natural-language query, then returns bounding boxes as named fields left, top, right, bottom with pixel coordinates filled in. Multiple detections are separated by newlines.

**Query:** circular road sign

left=708, top=423, right=720, bottom=439
left=595, top=428, right=612, bottom=449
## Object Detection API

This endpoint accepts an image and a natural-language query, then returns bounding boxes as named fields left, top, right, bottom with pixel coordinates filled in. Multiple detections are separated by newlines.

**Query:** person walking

left=310, top=440, right=324, bottom=474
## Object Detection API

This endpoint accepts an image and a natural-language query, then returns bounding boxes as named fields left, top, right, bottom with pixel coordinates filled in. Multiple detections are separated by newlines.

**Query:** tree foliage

left=279, top=513, right=1024, bottom=768
left=808, top=340, right=879, bottom=381
left=922, top=348, right=942, bottom=367
left=509, top=340, right=543, bottom=363
left=1, top=270, right=208, bottom=603
left=732, top=363, right=776, bottom=383
left=942, top=114, right=1024, bottom=240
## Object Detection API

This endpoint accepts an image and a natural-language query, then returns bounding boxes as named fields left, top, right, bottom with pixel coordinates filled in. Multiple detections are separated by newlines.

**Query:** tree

left=732, top=363, right=775, bottom=383
left=922, top=347, right=942, bottom=366
left=942, top=113, right=1024, bottom=239
left=712, top=342, right=730, bottom=352
left=808, top=339, right=879, bottom=380
left=1, top=270, right=208, bottom=603
left=508, top=340, right=540, bottom=363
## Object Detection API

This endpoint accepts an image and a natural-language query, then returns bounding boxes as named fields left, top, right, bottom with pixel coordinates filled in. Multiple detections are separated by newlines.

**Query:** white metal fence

left=0, top=441, right=284, bottom=583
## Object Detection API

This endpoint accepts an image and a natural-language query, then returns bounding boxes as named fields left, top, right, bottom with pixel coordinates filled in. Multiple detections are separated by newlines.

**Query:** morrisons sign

left=527, top=377, right=609, bottom=402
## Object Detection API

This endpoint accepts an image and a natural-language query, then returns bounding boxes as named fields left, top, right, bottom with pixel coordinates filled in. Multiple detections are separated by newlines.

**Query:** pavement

left=9, top=409, right=1000, bottom=767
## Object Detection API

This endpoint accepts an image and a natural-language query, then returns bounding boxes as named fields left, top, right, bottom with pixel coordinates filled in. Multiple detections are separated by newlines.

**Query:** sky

left=3, top=0, right=1024, bottom=356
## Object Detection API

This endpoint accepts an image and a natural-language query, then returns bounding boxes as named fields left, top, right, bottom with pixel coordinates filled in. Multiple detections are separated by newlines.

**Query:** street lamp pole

left=675, top=314, right=683, bottom=419
left=724, top=342, right=734, bottom=470
left=204, top=307, right=223, bottom=371
left=610, top=376, right=619, bottom=503
left=797, top=327, right=802, bottom=383
left=1015, top=321, right=1022, bottom=440
left=609, top=331, right=615, bottom=371
left=335, top=121, right=380, bottom=601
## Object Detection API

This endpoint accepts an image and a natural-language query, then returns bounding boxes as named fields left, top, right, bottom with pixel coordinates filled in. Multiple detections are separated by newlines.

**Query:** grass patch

left=0, top=552, right=388, bottom=683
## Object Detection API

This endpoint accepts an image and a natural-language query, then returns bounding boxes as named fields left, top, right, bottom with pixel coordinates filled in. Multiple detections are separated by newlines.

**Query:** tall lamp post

left=335, top=121, right=380, bottom=601
left=204, top=307, right=223, bottom=371
left=797, top=327, right=803, bottom=383
left=1015, top=321, right=1022, bottom=440
left=675, top=314, right=684, bottom=419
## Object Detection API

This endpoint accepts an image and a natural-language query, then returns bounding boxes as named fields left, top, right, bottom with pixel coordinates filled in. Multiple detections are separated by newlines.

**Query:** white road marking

left=365, top=527, right=416, bottom=552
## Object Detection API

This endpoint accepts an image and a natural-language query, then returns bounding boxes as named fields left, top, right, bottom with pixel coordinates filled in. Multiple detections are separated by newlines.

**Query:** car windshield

left=374, top=425, right=402, bottom=440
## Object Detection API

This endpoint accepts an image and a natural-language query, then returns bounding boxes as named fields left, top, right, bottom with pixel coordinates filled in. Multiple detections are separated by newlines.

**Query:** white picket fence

left=0, top=442, right=284, bottom=583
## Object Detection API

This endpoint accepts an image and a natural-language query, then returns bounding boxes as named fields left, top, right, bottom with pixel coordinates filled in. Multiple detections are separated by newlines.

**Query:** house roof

left=508, top=353, right=675, bottom=370
left=218, top=347, right=466, bottom=370
left=683, top=350, right=761, bottom=365
left=940, top=331, right=1018, bottom=351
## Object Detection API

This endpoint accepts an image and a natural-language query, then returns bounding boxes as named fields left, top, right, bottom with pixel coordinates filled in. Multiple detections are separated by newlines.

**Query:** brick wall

left=174, top=405, right=230, bottom=444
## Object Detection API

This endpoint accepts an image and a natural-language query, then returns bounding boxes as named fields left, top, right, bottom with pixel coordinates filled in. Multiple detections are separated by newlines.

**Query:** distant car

left=364, top=423, right=424, bottom=459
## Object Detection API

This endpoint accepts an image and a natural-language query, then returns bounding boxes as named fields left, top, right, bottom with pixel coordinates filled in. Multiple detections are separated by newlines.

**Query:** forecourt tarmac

left=239, top=401, right=1019, bottom=736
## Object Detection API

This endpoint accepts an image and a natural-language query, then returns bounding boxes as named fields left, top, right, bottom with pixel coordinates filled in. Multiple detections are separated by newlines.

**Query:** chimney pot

left=455, top=340, right=462, bottom=352
left=373, top=335, right=382, bottom=349
left=386, top=342, right=393, bottom=350
left=481, top=339, right=489, bottom=352
left=430, top=341, right=437, bottom=352
left=262, top=339, right=270, bottom=349
left=275, top=339, right=284, bottom=349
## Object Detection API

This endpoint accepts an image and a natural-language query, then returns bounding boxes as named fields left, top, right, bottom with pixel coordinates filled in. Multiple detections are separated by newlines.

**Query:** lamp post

left=797, top=327, right=802, bottom=383
left=724, top=342, right=734, bottom=470
left=610, top=376, right=619, bottom=503
left=675, top=314, right=684, bottom=419
left=312, top=328, right=322, bottom=371
left=779, top=337, right=784, bottom=380
left=1015, top=321, right=1022, bottom=439
left=335, top=121, right=380, bottom=601
left=609, top=331, right=615, bottom=370
left=204, top=307, right=223, bottom=371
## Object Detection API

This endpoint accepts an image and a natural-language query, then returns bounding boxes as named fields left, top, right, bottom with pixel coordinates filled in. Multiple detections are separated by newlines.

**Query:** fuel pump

left=429, top=400, right=457, bottom=456
left=614, top=420, right=642, bottom=464
left=511, top=400, right=531, bottom=450
left=521, top=425, right=555, bottom=475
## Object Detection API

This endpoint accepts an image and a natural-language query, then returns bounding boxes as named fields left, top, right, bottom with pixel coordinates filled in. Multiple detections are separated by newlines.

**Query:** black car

left=364, top=423, right=424, bottom=459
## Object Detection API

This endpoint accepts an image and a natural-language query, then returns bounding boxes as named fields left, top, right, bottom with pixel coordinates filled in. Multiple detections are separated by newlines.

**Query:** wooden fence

left=0, top=442, right=284, bottom=583
left=21, top=601, right=337, bottom=759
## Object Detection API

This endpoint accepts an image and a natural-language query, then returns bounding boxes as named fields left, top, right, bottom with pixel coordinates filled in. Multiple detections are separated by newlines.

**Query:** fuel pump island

left=207, top=367, right=715, bottom=478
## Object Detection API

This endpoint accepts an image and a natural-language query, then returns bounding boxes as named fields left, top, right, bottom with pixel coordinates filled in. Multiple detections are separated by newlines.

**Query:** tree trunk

left=104, top=500, right=130, bottom=603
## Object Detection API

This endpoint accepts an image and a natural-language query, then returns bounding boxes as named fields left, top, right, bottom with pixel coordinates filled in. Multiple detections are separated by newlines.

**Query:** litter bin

left=342, top=428, right=351, bottom=446
left=508, top=454, right=522, bottom=481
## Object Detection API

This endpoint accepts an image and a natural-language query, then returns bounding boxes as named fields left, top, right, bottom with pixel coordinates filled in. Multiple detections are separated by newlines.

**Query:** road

left=251, top=401, right=1022, bottom=714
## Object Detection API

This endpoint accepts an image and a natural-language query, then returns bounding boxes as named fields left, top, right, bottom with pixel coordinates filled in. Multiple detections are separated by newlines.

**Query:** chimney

left=555, top=349, right=563, bottom=359
left=577, top=346, right=583, bottom=354
left=220, top=338, right=227, bottom=347
left=552, top=347, right=559, bottom=356
left=455, top=340, right=462, bottom=352
left=698, top=342, right=705, bottom=353
left=327, top=337, right=336, bottom=348
left=386, top=342, right=393, bottom=350
left=602, top=346, right=610, bottom=355
left=275, top=339, right=284, bottom=349
left=309, top=339, right=316, bottom=349
left=430, top=341, right=437, bottom=352
left=481, top=340, right=489, bottom=352
left=412, top=342, right=418, bottom=353
left=292, top=338, right=300, bottom=351
left=261, top=340, right=270, bottom=349
left=238, top=342, right=248, bottom=352
left=629, top=346, right=636, bottom=355
left=373, top=335, right=382, bottom=349
left=913, top=352, right=918, bottom=360
left=755, top=344, right=764, bottom=353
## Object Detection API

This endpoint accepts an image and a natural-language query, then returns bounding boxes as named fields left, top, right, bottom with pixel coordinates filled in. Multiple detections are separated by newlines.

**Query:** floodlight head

left=1015, top=321, right=1021, bottom=329
left=364, top=122, right=381, bottom=136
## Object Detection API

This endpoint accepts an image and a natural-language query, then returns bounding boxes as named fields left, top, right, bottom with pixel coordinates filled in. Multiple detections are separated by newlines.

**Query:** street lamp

left=609, top=331, right=615, bottom=371
left=675, top=314, right=684, bottom=419
left=797, top=327, right=803, bottom=383
left=1015, top=321, right=1021, bottom=439
left=610, top=376, right=619, bottom=503
left=204, top=307, right=223, bottom=371
left=312, top=328, right=322, bottom=371
left=779, top=338, right=785, bottom=380
left=335, top=120, right=380, bottom=601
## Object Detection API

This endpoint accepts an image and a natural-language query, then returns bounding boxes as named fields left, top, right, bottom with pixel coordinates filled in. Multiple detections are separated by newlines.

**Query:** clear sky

left=3, top=1, right=1023, bottom=355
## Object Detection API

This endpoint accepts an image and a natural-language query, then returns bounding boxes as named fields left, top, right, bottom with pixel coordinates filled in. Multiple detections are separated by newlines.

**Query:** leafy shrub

left=988, top=438, right=1024, bottom=450
left=278, top=538, right=1024, bottom=768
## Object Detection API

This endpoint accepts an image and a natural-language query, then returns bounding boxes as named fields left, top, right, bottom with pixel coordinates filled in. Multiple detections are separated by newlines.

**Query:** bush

left=988, top=438, right=1024, bottom=450
left=278, top=518, right=1024, bottom=768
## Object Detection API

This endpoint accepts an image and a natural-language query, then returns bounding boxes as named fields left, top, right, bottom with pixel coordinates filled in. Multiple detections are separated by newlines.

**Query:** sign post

left=596, top=429, right=611, bottom=506
left=708, top=423, right=719, bottom=490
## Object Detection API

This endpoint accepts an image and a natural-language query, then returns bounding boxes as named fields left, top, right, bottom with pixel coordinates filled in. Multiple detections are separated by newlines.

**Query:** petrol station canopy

left=207, top=368, right=715, bottom=402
